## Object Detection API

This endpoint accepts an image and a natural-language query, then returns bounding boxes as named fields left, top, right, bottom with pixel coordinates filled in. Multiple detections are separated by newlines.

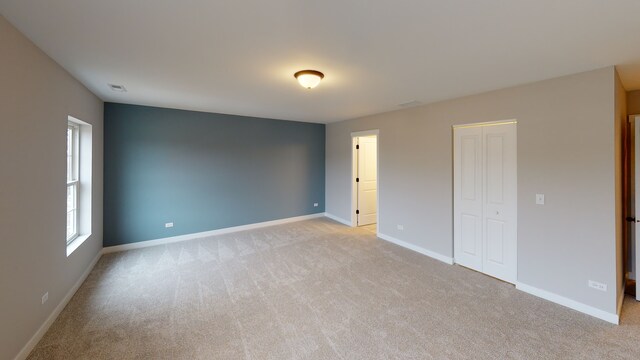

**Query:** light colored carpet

left=360, top=223, right=377, bottom=234
left=28, top=218, right=640, bottom=359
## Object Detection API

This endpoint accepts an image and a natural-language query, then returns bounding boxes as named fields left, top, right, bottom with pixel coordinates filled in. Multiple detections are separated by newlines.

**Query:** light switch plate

left=536, top=194, right=545, bottom=205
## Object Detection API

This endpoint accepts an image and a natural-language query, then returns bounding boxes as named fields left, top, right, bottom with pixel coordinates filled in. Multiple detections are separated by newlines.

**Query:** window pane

left=66, top=183, right=77, bottom=241
left=67, top=184, right=71, bottom=210
left=67, top=184, right=76, bottom=211
left=67, top=210, right=76, bottom=241
left=67, top=124, right=78, bottom=182
left=67, top=127, right=73, bottom=182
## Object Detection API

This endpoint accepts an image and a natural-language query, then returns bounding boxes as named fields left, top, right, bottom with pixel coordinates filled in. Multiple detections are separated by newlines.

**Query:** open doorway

left=351, top=130, right=379, bottom=229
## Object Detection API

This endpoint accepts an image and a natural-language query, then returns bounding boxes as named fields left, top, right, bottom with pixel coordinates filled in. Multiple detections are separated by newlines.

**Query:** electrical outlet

left=165, top=222, right=174, bottom=228
left=588, top=280, right=607, bottom=292
left=313, top=203, right=319, bottom=207
left=41, top=292, right=48, bottom=305
left=397, top=225, right=404, bottom=231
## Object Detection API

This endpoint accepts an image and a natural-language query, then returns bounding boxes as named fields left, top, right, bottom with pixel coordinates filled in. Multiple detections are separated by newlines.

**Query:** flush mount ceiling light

left=294, top=70, right=324, bottom=89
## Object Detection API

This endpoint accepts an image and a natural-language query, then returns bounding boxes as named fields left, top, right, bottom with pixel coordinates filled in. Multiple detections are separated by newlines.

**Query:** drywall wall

left=628, top=90, right=640, bottom=115
left=0, top=16, right=103, bottom=360
left=615, top=70, right=627, bottom=309
left=326, top=67, right=619, bottom=316
left=103, top=103, right=325, bottom=247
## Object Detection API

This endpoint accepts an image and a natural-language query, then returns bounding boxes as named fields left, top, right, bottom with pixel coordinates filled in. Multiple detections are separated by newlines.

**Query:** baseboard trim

left=515, top=282, right=619, bottom=324
left=377, top=232, right=454, bottom=265
left=323, top=212, right=352, bottom=226
left=14, top=250, right=102, bottom=360
left=103, top=213, right=325, bottom=254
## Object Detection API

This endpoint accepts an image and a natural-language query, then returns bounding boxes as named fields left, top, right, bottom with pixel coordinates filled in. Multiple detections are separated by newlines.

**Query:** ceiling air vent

left=398, top=100, right=422, bottom=108
left=108, top=84, right=127, bottom=92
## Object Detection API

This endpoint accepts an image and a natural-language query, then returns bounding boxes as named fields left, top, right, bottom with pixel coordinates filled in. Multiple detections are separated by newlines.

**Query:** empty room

left=2, top=1, right=640, bottom=359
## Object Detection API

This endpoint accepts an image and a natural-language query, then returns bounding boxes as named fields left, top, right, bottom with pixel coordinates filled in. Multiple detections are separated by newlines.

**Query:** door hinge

left=356, top=177, right=359, bottom=182
left=356, top=210, right=359, bottom=215
left=356, top=144, right=359, bottom=149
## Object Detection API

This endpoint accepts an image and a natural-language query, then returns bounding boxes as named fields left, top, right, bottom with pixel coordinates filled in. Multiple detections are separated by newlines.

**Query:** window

left=66, top=116, right=92, bottom=255
left=66, top=122, right=79, bottom=243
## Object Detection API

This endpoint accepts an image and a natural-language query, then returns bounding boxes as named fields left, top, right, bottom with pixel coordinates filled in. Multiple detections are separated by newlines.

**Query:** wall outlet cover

left=165, top=222, right=174, bottom=228
left=588, top=280, right=607, bottom=292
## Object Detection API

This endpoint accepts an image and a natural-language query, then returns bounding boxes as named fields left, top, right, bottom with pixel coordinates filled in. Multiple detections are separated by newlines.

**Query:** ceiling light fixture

left=294, top=70, right=324, bottom=89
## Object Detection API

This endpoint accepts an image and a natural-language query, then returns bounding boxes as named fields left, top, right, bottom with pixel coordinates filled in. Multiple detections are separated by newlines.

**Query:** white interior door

left=481, top=124, right=517, bottom=283
left=454, top=122, right=517, bottom=284
left=357, top=136, right=377, bottom=226
left=453, top=127, right=483, bottom=272
left=635, top=116, right=640, bottom=300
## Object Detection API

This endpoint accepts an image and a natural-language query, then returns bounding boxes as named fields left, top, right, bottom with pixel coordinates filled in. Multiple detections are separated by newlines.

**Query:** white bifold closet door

left=454, top=122, right=517, bottom=284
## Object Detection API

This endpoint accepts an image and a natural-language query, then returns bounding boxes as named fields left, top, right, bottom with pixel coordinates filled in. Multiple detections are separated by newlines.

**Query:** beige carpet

left=28, top=218, right=640, bottom=359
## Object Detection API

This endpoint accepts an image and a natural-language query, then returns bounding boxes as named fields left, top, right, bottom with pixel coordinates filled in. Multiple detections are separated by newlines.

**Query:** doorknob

left=626, top=216, right=639, bottom=223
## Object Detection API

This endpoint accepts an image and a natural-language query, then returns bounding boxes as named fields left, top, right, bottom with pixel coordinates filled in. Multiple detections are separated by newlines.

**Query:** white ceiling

left=2, top=0, right=640, bottom=123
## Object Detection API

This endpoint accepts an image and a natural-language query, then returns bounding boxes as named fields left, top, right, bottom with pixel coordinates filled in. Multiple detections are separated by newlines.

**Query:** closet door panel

left=454, top=127, right=483, bottom=272
left=482, top=124, right=517, bottom=283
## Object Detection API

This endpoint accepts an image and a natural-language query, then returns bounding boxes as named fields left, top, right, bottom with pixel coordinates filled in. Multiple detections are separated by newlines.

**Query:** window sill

left=67, top=233, right=91, bottom=257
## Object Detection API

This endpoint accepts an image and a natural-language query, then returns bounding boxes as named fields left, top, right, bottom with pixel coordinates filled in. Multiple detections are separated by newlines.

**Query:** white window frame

left=66, top=116, right=93, bottom=256
left=67, top=122, right=80, bottom=244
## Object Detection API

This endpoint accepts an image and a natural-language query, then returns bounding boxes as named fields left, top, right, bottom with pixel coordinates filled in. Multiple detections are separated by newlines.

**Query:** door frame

left=628, top=115, right=636, bottom=284
left=351, top=129, right=380, bottom=228
left=633, top=115, right=640, bottom=300
left=452, top=119, right=518, bottom=283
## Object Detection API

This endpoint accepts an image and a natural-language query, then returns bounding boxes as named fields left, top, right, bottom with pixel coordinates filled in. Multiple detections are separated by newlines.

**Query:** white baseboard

left=323, top=212, right=352, bottom=226
left=103, top=213, right=325, bottom=254
left=14, top=250, right=102, bottom=360
left=377, top=232, right=454, bottom=265
left=515, top=282, right=619, bottom=324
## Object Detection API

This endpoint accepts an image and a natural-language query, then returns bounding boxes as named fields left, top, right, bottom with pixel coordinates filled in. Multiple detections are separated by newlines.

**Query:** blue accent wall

left=103, top=103, right=325, bottom=247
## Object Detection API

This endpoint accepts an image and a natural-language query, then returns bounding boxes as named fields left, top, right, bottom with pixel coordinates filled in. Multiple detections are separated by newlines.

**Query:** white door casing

left=628, top=117, right=636, bottom=283
left=634, top=115, right=640, bottom=300
left=357, top=136, right=377, bottom=226
left=454, top=121, right=517, bottom=284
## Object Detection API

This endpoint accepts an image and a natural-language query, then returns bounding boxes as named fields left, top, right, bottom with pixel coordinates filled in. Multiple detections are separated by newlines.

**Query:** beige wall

left=326, top=67, right=619, bottom=315
left=0, top=16, right=103, bottom=360
left=628, top=90, right=640, bottom=115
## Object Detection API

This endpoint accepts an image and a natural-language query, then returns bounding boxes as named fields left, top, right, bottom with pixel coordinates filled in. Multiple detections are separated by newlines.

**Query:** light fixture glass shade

left=294, top=70, right=324, bottom=89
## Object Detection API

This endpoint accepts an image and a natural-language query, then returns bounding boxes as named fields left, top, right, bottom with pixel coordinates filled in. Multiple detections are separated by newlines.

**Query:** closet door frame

left=453, top=120, right=518, bottom=284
